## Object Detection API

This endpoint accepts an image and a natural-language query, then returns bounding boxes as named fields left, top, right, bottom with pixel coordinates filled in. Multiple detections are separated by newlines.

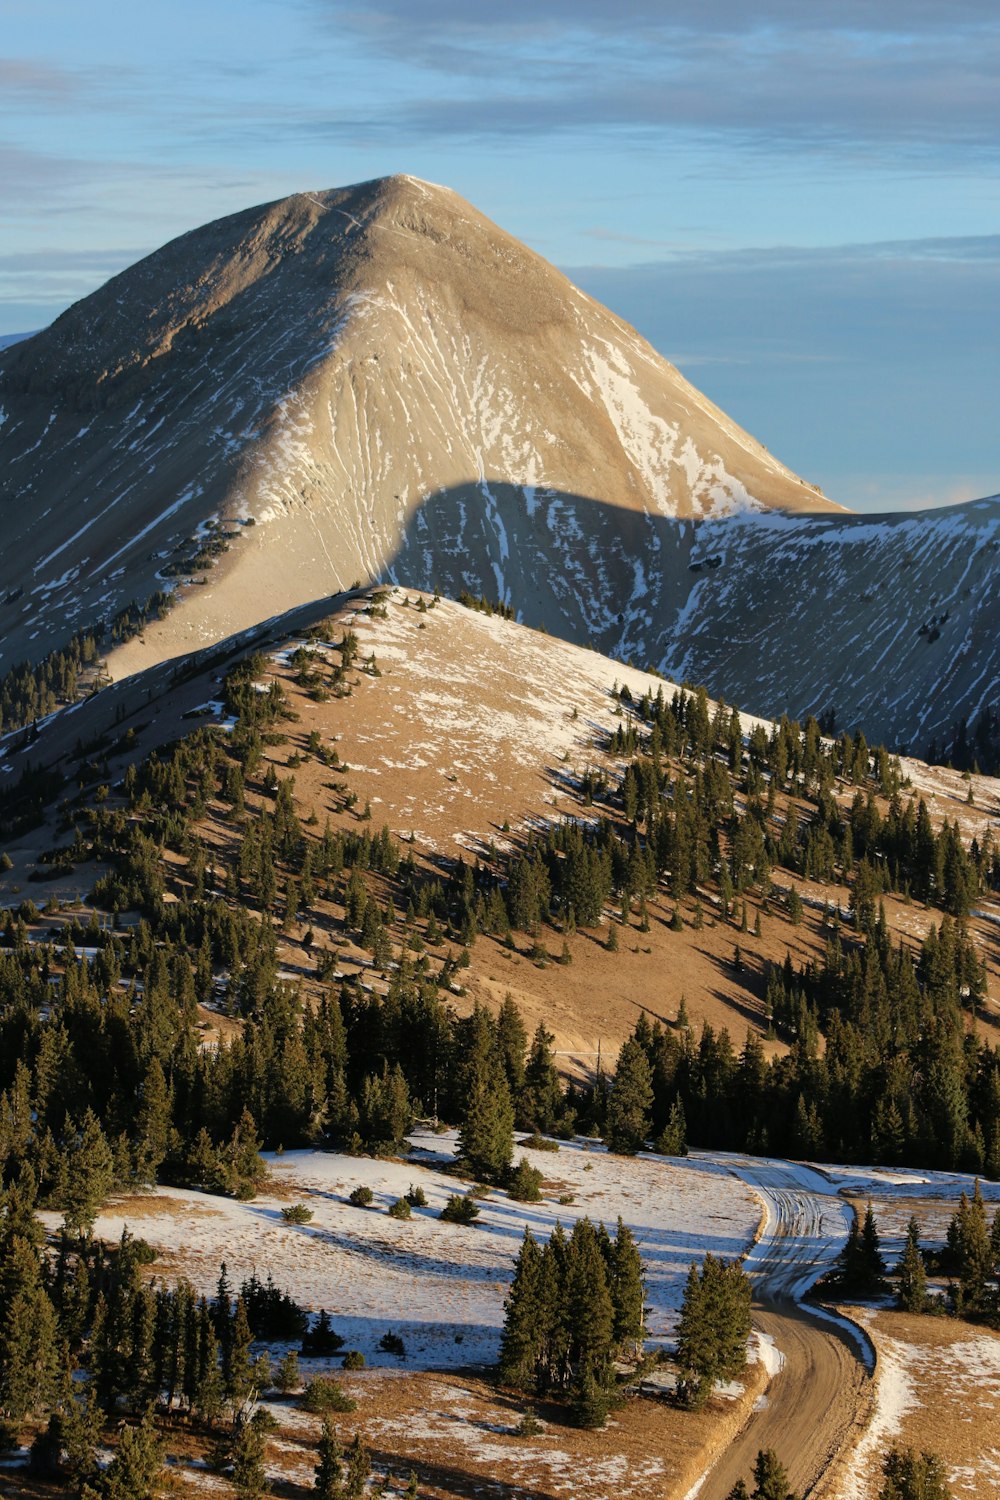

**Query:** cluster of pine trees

left=724, top=1446, right=952, bottom=1500
left=0, top=591, right=173, bottom=739
left=675, top=1253, right=752, bottom=1408
left=498, top=1217, right=645, bottom=1427
left=825, top=1188, right=1000, bottom=1331
left=931, top=703, right=1000, bottom=779
left=602, top=897, right=1000, bottom=1173
left=0, top=1167, right=386, bottom=1495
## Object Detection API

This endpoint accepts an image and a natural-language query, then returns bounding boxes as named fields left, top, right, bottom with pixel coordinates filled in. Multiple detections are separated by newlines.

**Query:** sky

left=1, top=1, right=998, bottom=512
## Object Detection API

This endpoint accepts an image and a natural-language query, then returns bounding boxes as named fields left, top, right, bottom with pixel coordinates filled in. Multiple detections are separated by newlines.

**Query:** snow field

left=87, top=1130, right=760, bottom=1372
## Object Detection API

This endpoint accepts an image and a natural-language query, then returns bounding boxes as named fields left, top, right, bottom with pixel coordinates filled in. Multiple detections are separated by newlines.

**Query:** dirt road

left=692, top=1157, right=873, bottom=1500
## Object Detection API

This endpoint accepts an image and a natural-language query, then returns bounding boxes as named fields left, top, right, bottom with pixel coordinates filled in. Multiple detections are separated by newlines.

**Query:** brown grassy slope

left=4, top=589, right=996, bottom=1065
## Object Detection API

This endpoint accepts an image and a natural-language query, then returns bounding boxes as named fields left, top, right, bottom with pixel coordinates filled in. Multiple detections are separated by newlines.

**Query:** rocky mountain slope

left=0, top=174, right=996, bottom=751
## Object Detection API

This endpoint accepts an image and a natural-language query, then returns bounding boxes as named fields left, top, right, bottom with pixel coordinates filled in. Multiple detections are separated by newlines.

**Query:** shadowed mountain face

left=0, top=173, right=996, bottom=751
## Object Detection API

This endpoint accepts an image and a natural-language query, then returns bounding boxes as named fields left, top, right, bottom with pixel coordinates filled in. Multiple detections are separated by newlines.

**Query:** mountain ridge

left=0, top=174, right=996, bottom=752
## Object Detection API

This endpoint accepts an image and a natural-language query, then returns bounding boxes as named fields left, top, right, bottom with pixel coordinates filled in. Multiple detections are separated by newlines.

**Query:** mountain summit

left=1, top=175, right=996, bottom=750
left=0, top=177, right=828, bottom=646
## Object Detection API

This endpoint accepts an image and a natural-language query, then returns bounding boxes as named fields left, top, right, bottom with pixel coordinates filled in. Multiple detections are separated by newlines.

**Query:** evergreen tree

left=753, top=1448, right=796, bottom=1500
left=609, top=1218, right=645, bottom=1358
left=62, top=1110, right=116, bottom=1235
left=134, top=1057, right=173, bottom=1184
left=0, top=1233, right=59, bottom=1430
left=605, top=1038, right=653, bottom=1155
left=458, top=1046, right=514, bottom=1184
left=230, top=1412, right=268, bottom=1500
left=565, top=1219, right=614, bottom=1381
left=879, top=1447, right=952, bottom=1500
left=314, top=1414, right=346, bottom=1497
left=520, top=1024, right=563, bottom=1133
left=499, top=1229, right=546, bottom=1392
left=861, top=1202, right=887, bottom=1290
left=84, top=1411, right=164, bottom=1500
left=896, top=1217, right=927, bottom=1314
left=675, top=1255, right=751, bottom=1408
left=655, top=1097, right=688, bottom=1157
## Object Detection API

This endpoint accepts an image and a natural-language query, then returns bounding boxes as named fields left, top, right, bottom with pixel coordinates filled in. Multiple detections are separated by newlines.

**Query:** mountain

left=0, top=174, right=996, bottom=751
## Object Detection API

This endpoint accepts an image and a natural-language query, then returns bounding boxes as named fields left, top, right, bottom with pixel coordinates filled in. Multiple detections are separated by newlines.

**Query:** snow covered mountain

left=0, top=174, right=996, bottom=750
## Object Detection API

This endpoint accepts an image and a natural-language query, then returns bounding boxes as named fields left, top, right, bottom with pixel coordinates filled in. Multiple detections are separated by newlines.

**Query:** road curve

left=692, top=1156, right=874, bottom=1500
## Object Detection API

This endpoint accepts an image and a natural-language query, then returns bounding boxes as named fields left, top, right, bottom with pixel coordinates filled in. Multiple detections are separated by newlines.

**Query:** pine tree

left=496, top=995, right=528, bottom=1102
left=274, top=1349, right=301, bottom=1394
left=675, top=1255, right=751, bottom=1409
left=655, top=1097, right=687, bottom=1157
left=565, top=1220, right=614, bottom=1381
left=134, top=1057, right=173, bottom=1184
left=860, top=1202, right=887, bottom=1291
left=225, top=1298, right=257, bottom=1415
left=345, top=1433, right=370, bottom=1498
left=520, top=1024, right=562, bottom=1133
left=55, top=1378, right=103, bottom=1487
left=314, top=1414, right=346, bottom=1497
left=953, top=1180, right=993, bottom=1312
left=753, top=1448, right=795, bottom=1500
left=85, top=1411, right=164, bottom=1500
left=0, top=1233, right=59, bottom=1429
left=605, top=1038, right=653, bottom=1155
left=231, top=1412, right=267, bottom=1500
left=610, top=1219, right=645, bottom=1359
left=62, top=1110, right=115, bottom=1235
left=499, top=1229, right=546, bottom=1392
left=458, top=1046, right=514, bottom=1184
left=896, top=1217, right=927, bottom=1314
left=879, top=1447, right=952, bottom=1500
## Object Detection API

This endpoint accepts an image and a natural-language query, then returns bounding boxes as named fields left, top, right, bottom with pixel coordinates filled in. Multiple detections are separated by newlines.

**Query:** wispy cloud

left=313, top=2, right=1000, bottom=162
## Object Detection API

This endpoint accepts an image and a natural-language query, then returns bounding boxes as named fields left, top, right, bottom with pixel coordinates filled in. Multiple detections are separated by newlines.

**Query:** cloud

left=0, top=57, right=82, bottom=101
left=312, top=2, right=1000, bottom=160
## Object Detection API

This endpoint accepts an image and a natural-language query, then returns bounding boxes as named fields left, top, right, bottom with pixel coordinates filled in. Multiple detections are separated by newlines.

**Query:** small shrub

left=517, top=1408, right=543, bottom=1437
left=349, top=1185, right=374, bottom=1208
left=378, top=1332, right=406, bottom=1358
left=405, top=1184, right=428, bottom=1207
left=519, top=1133, right=558, bottom=1153
left=274, top=1350, right=302, bottom=1394
left=558, top=1192, right=575, bottom=1206
left=342, top=1350, right=365, bottom=1370
left=440, top=1194, right=480, bottom=1225
left=388, top=1197, right=411, bottom=1220
left=571, top=1371, right=613, bottom=1429
left=507, top=1158, right=543, bottom=1203
left=302, top=1377, right=357, bottom=1413
left=281, top=1202, right=314, bottom=1225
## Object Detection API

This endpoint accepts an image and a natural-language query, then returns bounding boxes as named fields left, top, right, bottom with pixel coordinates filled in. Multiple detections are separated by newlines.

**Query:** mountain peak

left=28, top=178, right=1000, bottom=753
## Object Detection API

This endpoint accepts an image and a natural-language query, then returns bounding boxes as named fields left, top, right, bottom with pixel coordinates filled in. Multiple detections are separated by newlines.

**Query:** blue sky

left=1, top=0, right=998, bottom=511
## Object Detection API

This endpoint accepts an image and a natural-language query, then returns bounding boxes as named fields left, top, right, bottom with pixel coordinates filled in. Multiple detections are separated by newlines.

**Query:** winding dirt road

left=693, top=1157, right=874, bottom=1500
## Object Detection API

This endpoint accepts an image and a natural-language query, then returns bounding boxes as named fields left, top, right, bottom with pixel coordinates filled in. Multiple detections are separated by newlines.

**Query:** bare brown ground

left=0, top=1368, right=769, bottom=1500
left=258, top=1365, right=771, bottom=1500
left=845, top=1309, right=1000, bottom=1499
